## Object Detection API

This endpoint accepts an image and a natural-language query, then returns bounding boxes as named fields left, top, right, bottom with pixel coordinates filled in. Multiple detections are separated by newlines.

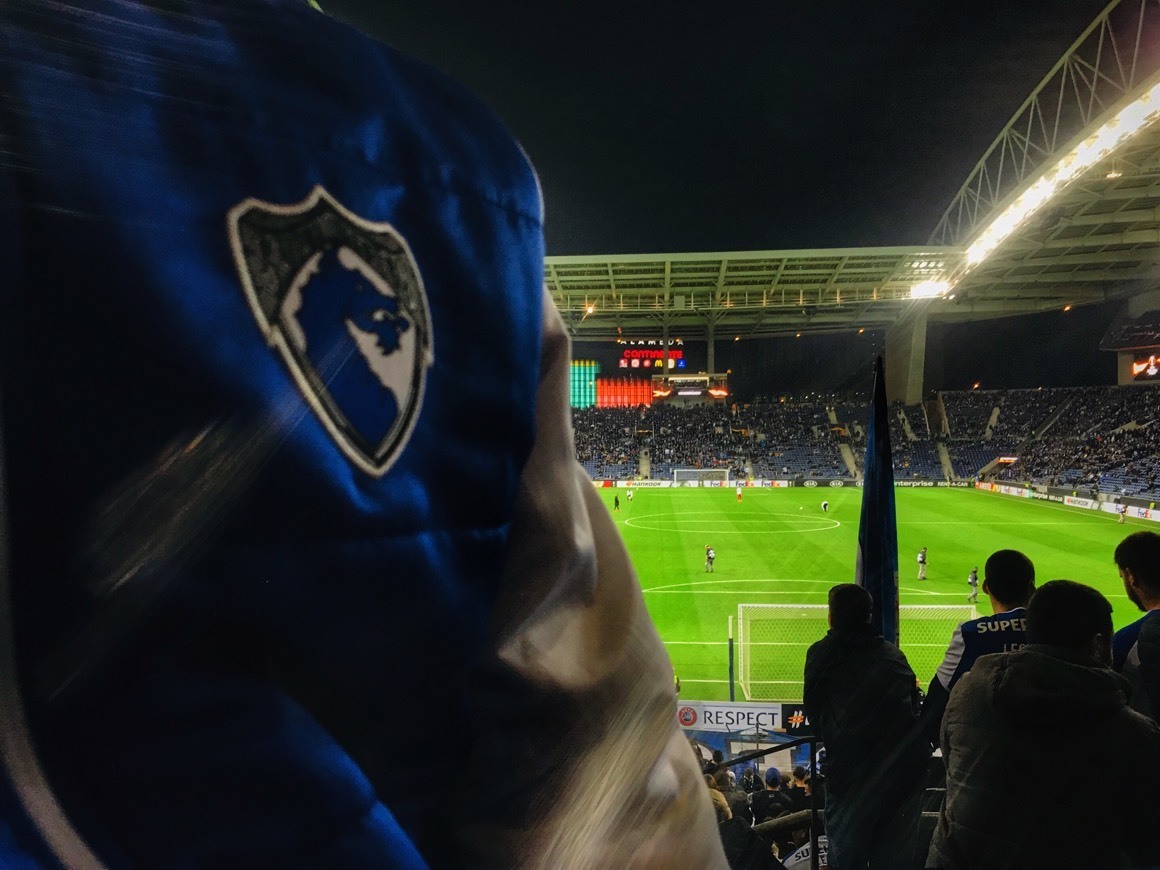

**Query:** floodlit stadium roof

left=547, top=0, right=1160, bottom=340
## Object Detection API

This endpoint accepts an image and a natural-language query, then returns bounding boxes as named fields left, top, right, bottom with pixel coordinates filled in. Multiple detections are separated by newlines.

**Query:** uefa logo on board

left=677, top=706, right=698, bottom=727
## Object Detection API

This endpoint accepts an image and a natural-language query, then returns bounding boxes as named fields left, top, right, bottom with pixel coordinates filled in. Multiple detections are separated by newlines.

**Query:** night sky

left=324, top=1, right=1125, bottom=394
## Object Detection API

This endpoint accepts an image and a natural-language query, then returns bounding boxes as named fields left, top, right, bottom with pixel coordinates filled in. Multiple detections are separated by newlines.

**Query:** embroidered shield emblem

left=228, top=186, right=434, bottom=476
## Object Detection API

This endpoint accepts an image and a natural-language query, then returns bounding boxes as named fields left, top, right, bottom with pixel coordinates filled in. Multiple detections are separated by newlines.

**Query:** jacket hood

left=981, top=646, right=1129, bottom=729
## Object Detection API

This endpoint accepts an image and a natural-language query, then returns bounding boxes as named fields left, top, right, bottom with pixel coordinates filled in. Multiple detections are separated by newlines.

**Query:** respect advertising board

left=676, top=701, right=782, bottom=732
left=676, top=701, right=812, bottom=778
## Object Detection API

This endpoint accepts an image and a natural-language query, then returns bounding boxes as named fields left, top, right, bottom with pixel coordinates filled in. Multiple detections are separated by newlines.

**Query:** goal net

left=736, top=603, right=978, bottom=701
left=673, top=468, right=731, bottom=484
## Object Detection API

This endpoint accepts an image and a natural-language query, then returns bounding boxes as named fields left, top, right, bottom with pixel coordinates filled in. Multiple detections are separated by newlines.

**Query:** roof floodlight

left=910, top=279, right=950, bottom=298
left=966, top=80, right=1160, bottom=267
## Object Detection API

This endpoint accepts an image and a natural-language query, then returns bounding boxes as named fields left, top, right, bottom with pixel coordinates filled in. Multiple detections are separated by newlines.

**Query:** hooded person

left=929, top=580, right=1160, bottom=870
left=0, top=2, right=724, bottom=867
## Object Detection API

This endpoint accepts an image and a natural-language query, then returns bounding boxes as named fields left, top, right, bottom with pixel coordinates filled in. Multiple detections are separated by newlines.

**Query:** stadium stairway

left=937, top=442, right=955, bottom=480
left=839, top=442, right=859, bottom=478
left=1029, top=393, right=1075, bottom=441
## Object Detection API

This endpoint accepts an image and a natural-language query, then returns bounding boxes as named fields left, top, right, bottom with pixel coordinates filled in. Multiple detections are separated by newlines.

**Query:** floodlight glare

left=966, top=79, right=1160, bottom=267
left=910, top=279, right=951, bottom=298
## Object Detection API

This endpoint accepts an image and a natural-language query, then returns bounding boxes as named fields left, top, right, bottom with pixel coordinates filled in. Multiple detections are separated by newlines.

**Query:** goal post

left=736, top=602, right=978, bottom=701
left=673, top=467, right=731, bottom=484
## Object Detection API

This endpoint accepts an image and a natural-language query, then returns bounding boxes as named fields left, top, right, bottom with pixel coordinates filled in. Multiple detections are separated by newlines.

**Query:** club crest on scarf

left=229, top=187, right=434, bottom=476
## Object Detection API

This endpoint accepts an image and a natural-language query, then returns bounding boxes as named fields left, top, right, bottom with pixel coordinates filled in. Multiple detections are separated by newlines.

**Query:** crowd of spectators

left=575, top=386, right=1160, bottom=497
left=1048, top=385, right=1160, bottom=439
left=700, top=535, right=1160, bottom=869
left=942, top=390, right=1002, bottom=438
left=903, top=404, right=929, bottom=439
left=999, top=386, right=1160, bottom=498
left=988, top=388, right=1064, bottom=448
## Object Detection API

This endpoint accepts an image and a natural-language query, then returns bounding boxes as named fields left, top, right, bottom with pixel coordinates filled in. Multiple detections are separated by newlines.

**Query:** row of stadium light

left=909, top=77, right=1160, bottom=300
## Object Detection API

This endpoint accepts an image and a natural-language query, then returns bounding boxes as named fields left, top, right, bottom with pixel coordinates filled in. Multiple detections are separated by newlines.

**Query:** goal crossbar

left=736, top=602, right=977, bottom=702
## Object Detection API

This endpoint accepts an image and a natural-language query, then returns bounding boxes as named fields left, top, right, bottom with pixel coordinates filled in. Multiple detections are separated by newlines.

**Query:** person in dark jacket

left=929, top=580, right=1160, bottom=869
left=803, top=584, right=929, bottom=869
left=750, top=767, right=793, bottom=824
left=1112, top=530, right=1160, bottom=721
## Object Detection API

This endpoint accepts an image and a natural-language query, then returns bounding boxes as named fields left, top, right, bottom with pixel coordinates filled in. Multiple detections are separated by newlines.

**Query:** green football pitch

left=601, top=486, right=1143, bottom=702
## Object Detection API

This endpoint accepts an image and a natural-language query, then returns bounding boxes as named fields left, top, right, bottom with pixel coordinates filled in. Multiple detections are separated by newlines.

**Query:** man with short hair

left=803, top=584, right=928, bottom=869
left=920, top=550, right=1035, bottom=745
left=929, top=580, right=1160, bottom=869
left=1113, top=530, right=1160, bottom=720
left=783, top=765, right=811, bottom=813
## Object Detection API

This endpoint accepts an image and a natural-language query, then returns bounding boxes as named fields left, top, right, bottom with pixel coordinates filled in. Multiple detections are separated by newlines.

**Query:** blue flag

left=855, top=356, right=899, bottom=644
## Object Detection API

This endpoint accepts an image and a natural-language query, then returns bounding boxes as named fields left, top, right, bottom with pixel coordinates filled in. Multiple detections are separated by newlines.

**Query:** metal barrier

left=704, top=735, right=823, bottom=870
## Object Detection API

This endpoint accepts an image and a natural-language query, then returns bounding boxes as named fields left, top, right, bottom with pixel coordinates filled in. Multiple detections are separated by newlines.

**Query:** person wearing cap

left=749, top=767, right=793, bottom=824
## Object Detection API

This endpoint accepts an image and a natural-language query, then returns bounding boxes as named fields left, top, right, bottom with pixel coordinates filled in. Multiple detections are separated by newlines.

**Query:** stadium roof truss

left=547, top=0, right=1160, bottom=341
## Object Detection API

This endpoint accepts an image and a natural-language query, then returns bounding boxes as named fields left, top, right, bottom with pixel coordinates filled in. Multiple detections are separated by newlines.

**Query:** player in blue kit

left=0, top=2, right=724, bottom=866
left=919, top=550, right=1036, bottom=745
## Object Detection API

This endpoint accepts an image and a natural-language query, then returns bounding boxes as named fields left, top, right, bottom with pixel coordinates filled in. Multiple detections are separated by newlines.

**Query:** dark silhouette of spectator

left=920, top=550, right=1036, bottom=745
left=705, top=774, right=733, bottom=823
left=1113, top=530, right=1160, bottom=720
left=715, top=769, right=750, bottom=820
left=718, top=816, right=785, bottom=870
left=750, top=767, right=793, bottom=824
left=740, top=765, right=764, bottom=795
left=803, top=584, right=929, bottom=869
left=782, top=765, right=813, bottom=814
left=929, top=580, right=1160, bottom=869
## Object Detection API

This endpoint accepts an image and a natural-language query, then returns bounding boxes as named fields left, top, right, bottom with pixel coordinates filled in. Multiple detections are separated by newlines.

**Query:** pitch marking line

left=643, top=578, right=971, bottom=598
left=899, top=520, right=1119, bottom=525
left=969, top=488, right=1128, bottom=523
left=624, top=511, right=840, bottom=534
left=644, top=577, right=834, bottom=593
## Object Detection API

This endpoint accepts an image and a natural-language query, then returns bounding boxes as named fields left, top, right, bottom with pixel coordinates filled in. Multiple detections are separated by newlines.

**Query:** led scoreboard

left=617, top=337, right=686, bottom=371
left=568, top=338, right=700, bottom=410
